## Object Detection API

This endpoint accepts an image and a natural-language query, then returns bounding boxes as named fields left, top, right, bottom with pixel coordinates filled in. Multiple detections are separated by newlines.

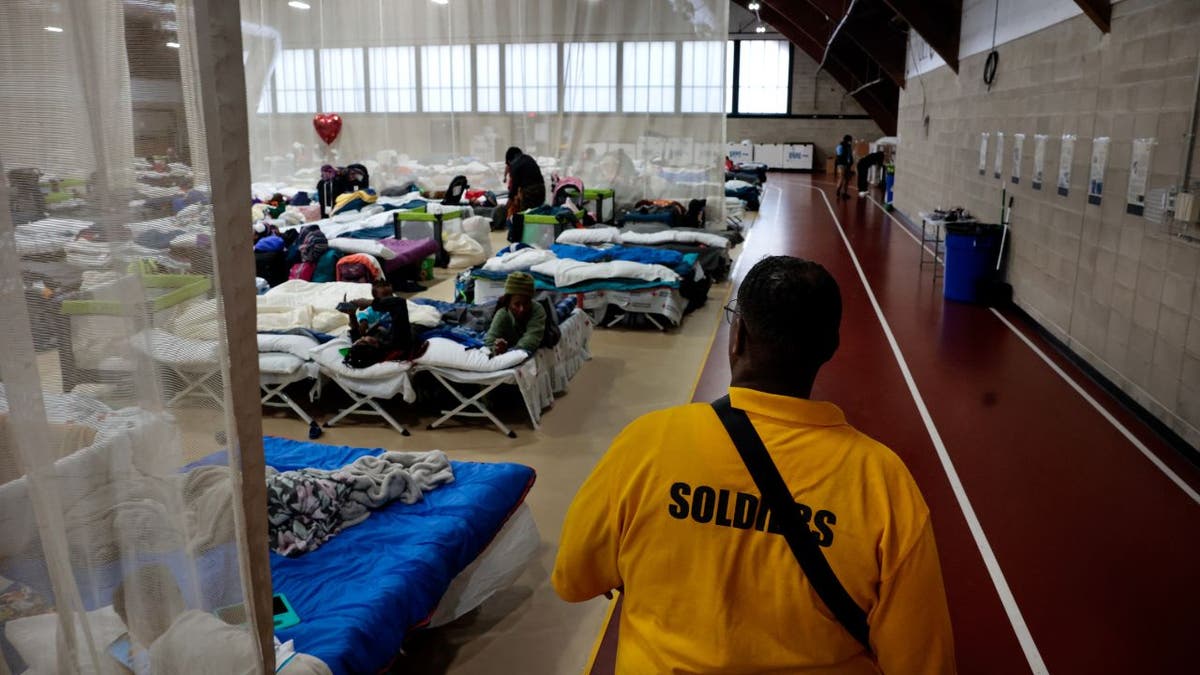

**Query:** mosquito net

left=0, top=0, right=266, bottom=672
left=241, top=0, right=730, bottom=226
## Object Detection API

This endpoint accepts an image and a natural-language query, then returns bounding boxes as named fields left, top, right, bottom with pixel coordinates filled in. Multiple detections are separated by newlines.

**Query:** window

left=421, top=45, right=471, bottom=113
left=564, top=42, right=617, bottom=113
left=506, top=43, right=558, bottom=113
left=320, top=48, right=365, bottom=113
left=368, top=47, right=417, bottom=112
left=680, top=41, right=726, bottom=114
left=727, top=41, right=735, bottom=113
left=622, top=41, right=675, bottom=113
left=274, top=48, right=316, bottom=113
left=476, top=44, right=501, bottom=112
left=736, top=40, right=790, bottom=114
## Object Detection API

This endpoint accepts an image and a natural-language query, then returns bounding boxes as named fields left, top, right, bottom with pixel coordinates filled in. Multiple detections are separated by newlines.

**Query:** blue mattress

left=263, top=437, right=536, bottom=675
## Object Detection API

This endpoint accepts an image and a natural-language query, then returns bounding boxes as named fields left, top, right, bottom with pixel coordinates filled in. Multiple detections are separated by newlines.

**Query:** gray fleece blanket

left=265, top=451, right=454, bottom=557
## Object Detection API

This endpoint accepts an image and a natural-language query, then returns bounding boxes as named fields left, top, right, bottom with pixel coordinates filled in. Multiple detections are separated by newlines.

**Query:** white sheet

left=530, top=258, right=679, bottom=287
left=311, top=338, right=416, bottom=401
left=328, top=237, right=397, bottom=260
left=414, top=338, right=529, bottom=372
left=135, top=329, right=221, bottom=369
left=256, top=281, right=441, bottom=334
left=256, top=333, right=320, bottom=360
left=482, top=247, right=557, bottom=273
left=555, top=226, right=621, bottom=245
left=619, top=229, right=729, bottom=248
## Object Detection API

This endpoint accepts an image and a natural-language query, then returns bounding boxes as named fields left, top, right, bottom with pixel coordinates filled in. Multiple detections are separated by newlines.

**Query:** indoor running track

left=590, top=173, right=1200, bottom=675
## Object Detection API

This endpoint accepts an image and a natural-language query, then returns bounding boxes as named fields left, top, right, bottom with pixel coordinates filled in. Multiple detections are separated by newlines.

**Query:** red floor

left=591, top=173, right=1200, bottom=674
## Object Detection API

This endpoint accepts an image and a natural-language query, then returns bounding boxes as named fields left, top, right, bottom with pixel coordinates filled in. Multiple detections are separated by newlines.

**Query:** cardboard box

left=825, top=157, right=835, bottom=175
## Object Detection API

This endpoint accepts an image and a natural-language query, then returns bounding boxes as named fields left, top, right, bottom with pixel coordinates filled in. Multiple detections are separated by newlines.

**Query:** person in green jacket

left=486, top=272, right=546, bottom=355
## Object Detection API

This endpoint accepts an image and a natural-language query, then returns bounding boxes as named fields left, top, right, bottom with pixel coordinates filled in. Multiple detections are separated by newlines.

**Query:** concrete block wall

left=894, top=0, right=1200, bottom=447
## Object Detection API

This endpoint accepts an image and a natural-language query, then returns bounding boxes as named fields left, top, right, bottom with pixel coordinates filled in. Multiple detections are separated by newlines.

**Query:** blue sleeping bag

left=550, top=243, right=685, bottom=268
left=263, top=437, right=536, bottom=675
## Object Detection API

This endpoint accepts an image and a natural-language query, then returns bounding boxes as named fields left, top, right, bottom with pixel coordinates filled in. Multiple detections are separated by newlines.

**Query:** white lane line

left=865, top=197, right=1200, bottom=505
left=989, top=309, right=1200, bottom=505
left=812, top=185, right=1049, bottom=675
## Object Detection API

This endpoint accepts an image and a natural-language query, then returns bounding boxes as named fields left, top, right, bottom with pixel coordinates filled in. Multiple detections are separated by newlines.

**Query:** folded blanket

left=482, top=247, right=557, bottom=273
left=415, top=337, right=529, bottom=371
left=555, top=226, right=621, bottom=245
left=551, top=243, right=684, bottom=268
left=619, top=229, right=729, bottom=249
left=530, top=258, right=680, bottom=288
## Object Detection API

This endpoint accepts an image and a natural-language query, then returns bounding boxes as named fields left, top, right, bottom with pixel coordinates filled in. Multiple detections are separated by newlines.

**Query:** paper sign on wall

left=1126, top=137, right=1155, bottom=216
left=994, top=132, right=1005, bottom=179
left=979, top=132, right=989, bottom=175
left=1057, top=134, right=1076, bottom=197
left=1087, top=137, right=1110, bottom=206
left=1033, top=134, right=1048, bottom=190
left=1012, top=133, right=1025, bottom=184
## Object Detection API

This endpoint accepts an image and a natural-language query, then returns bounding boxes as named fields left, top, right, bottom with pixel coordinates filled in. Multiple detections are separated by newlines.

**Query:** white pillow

left=5, top=605, right=127, bottom=675
left=556, top=226, right=621, bottom=245
left=256, top=333, right=319, bottom=360
left=415, top=338, right=529, bottom=372
left=310, top=338, right=412, bottom=379
left=259, top=351, right=306, bottom=375
left=328, top=237, right=397, bottom=260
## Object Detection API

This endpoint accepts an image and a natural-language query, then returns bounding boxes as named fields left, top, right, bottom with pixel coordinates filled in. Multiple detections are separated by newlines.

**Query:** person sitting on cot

left=486, top=272, right=547, bottom=356
left=338, top=278, right=423, bottom=368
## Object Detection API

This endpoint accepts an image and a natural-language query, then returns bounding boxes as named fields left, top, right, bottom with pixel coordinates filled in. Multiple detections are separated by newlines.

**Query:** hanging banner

left=1012, top=133, right=1025, bottom=185
left=1057, top=134, right=1076, bottom=197
left=993, top=132, right=1005, bottom=179
left=1087, top=137, right=1110, bottom=206
left=979, top=132, right=989, bottom=175
left=1033, top=134, right=1048, bottom=190
left=1126, top=137, right=1155, bottom=216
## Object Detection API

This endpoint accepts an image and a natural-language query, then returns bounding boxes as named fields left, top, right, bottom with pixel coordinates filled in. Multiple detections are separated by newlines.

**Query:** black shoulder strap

left=711, top=395, right=871, bottom=651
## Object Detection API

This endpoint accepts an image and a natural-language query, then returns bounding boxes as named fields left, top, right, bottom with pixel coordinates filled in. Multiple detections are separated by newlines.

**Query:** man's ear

left=729, top=315, right=747, bottom=356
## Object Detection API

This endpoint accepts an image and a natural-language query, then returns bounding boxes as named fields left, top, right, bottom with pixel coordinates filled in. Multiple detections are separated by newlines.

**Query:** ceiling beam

left=753, top=2, right=898, bottom=133
left=767, top=1, right=906, bottom=87
left=1072, top=0, right=1112, bottom=33
left=881, top=0, right=962, bottom=73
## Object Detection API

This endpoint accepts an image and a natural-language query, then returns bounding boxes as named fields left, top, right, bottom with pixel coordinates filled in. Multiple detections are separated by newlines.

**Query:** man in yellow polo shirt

left=552, top=256, right=956, bottom=674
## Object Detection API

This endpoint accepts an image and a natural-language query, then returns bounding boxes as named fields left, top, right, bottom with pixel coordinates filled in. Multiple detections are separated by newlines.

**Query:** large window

left=368, top=47, right=417, bottom=113
left=680, top=41, right=727, bottom=114
left=506, top=43, right=558, bottom=113
left=421, top=45, right=472, bottom=113
left=274, top=48, right=316, bottom=113
left=736, top=40, right=790, bottom=114
left=564, top=42, right=617, bottom=113
left=622, top=41, right=676, bottom=113
left=476, top=44, right=501, bottom=112
left=320, top=48, right=365, bottom=113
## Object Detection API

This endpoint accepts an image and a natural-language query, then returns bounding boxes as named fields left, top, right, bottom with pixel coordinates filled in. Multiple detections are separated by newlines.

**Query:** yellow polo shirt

left=552, top=387, right=956, bottom=674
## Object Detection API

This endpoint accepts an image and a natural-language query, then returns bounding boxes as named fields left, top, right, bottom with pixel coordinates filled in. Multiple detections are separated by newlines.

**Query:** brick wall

left=894, top=0, right=1200, bottom=446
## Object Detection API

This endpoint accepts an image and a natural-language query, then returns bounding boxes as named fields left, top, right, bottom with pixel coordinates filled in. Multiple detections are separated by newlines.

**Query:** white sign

left=1012, top=133, right=1025, bottom=184
left=979, top=132, right=989, bottom=175
left=1057, top=134, right=1076, bottom=196
left=1087, top=137, right=1110, bottom=206
left=994, top=132, right=1005, bottom=179
left=1032, top=134, right=1048, bottom=190
left=1127, top=138, right=1154, bottom=216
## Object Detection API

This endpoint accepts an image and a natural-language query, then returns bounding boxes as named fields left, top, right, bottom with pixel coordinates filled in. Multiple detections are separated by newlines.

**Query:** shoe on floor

left=858, top=191, right=867, bottom=197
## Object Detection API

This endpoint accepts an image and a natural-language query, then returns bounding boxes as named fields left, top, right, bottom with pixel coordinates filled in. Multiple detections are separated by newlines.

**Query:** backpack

left=538, top=296, right=561, bottom=349
left=552, top=176, right=585, bottom=208
left=442, top=175, right=469, bottom=205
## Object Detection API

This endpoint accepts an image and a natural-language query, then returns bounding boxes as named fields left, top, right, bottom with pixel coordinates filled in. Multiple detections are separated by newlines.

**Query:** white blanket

left=256, top=333, right=320, bottom=360
left=482, top=247, right=557, bottom=273
left=530, top=258, right=679, bottom=288
left=257, top=281, right=441, bottom=334
left=619, top=229, right=729, bottom=249
left=556, top=226, right=621, bottom=245
left=415, top=338, right=529, bottom=372
left=328, top=237, right=398, bottom=260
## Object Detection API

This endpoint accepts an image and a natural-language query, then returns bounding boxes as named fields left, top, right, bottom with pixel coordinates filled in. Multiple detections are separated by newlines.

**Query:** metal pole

left=819, top=0, right=859, bottom=71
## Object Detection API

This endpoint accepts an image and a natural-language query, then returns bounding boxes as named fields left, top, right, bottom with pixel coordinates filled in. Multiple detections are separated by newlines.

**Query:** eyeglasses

left=723, top=300, right=739, bottom=325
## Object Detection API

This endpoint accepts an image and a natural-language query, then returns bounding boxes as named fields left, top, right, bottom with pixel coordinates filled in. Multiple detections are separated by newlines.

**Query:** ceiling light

left=748, top=1, right=760, bottom=10
left=166, top=41, right=180, bottom=49
left=755, top=24, right=767, bottom=33
left=431, top=0, right=450, bottom=5
left=287, top=1, right=311, bottom=9
left=44, top=26, right=64, bottom=33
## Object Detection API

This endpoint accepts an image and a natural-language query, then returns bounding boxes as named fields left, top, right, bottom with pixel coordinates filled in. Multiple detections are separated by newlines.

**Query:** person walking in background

left=504, top=146, right=546, bottom=214
left=553, top=256, right=956, bottom=674
left=835, top=134, right=855, bottom=199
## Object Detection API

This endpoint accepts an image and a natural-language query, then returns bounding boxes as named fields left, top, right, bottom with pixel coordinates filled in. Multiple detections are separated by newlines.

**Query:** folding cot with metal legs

left=322, top=376, right=411, bottom=436
left=258, top=357, right=319, bottom=424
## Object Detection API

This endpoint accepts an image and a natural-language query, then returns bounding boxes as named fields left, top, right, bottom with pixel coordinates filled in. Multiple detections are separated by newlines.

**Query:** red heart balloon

left=313, top=113, right=342, bottom=145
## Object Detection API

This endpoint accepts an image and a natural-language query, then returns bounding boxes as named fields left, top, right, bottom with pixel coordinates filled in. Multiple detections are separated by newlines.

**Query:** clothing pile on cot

left=0, top=398, right=540, bottom=675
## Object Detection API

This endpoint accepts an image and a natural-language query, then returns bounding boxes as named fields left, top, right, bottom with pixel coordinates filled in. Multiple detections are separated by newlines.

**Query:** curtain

left=241, top=0, right=730, bottom=222
left=0, top=0, right=261, bottom=671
